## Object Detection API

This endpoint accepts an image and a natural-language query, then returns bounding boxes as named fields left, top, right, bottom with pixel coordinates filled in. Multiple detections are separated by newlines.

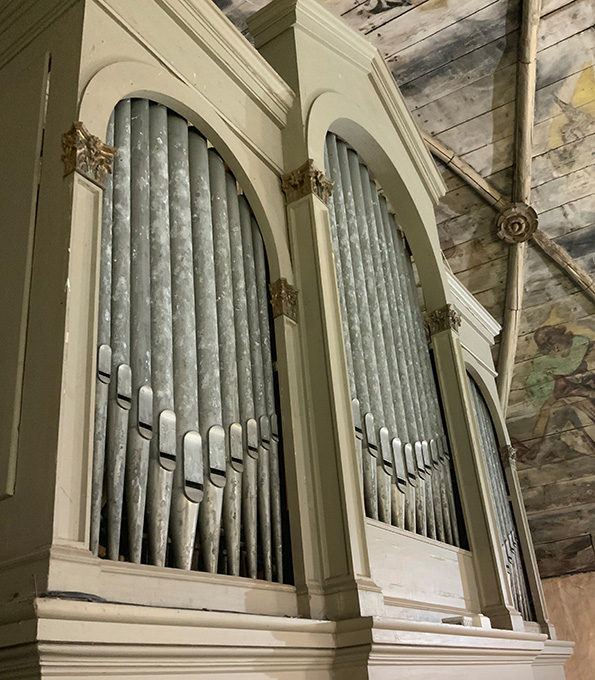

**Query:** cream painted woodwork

left=0, top=0, right=572, bottom=677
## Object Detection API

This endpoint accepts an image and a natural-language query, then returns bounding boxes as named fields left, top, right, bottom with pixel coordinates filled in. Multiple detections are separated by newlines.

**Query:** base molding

left=0, top=597, right=572, bottom=679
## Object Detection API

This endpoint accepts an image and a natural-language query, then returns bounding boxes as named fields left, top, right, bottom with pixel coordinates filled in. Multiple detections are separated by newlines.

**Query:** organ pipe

left=91, top=99, right=288, bottom=581
left=324, top=131, right=464, bottom=547
left=468, top=377, right=533, bottom=620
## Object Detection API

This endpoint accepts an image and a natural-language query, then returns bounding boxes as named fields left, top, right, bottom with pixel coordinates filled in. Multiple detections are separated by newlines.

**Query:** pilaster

left=280, top=161, right=382, bottom=619
left=428, top=305, right=524, bottom=631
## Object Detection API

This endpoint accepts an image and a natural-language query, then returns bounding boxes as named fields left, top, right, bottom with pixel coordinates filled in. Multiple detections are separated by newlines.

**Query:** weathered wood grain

left=442, top=231, right=506, bottom=274
left=434, top=64, right=593, bottom=160
left=522, top=472, right=595, bottom=514
left=341, top=0, right=429, bottom=36
left=518, top=289, right=595, bottom=337
left=391, top=0, right=520, bottom=88
left=400, top=32, right=519, bottom=109
left=537, top=0, right=595, bottom=52
left=534, top=534, right=595, bottom=578
left=519, top=456, right=595, bottom=489
left=528, top=503, right=595, bottom=543
left=532, top=164, right=595, bottom=214
left=538, top=193, right=595, bottom=239
left=532, top=133, right=595, bottom=188
left=372, top=0, right=500, bottom=61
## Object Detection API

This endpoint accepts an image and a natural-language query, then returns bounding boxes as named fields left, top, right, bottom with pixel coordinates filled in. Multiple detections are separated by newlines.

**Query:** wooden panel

left=0, top=52, right=49, bottom=499
left=366, top=519, right=481, bottom=615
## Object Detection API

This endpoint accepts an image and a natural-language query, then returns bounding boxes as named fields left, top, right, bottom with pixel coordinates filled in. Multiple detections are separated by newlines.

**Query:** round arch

left=466, top=362, right=511, bottom=448
left=305, top=90, right=449, bottom=312
left=78, top=60, right=292, bottom=282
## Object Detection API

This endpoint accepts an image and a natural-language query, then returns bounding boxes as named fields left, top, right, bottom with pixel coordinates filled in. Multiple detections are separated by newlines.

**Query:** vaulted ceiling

left=216, top=0, right=595, bottom=580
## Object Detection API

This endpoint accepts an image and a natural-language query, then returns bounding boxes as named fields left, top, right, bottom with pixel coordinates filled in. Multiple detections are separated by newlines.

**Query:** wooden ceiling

left=216, top=0, right=595, bottom=579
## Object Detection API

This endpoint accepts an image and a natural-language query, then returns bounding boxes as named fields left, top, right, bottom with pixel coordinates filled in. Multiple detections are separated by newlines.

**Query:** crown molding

left=249, top=0, right=445, bottom=204
left=249, top=0, right=377, bottom=72
left=446, top=271, right=501, bottom=344
left=0, top=0, right=79, bottom=70
left=368, top=55, right=446, bottom=206
left=95, top=0, right=294, bottom=129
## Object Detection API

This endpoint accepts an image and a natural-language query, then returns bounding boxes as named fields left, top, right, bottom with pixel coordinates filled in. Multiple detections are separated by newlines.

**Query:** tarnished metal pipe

left=91, top=113, right=114, bottom=556
left=389, top=219, right=439, bottom=540
left=239, top=196, right=265, bottom=578
left=106, top=99, right=132, bottom=561
left=400, top=233, right=459, bottom=545
left=146, top=102, right=175, bottom=567
left=126, top=98, right=153, bottom=563
left=377, top=197, right=426, bottom=535
left=361, top=167, right=410, bottom=529
left=253, top=223, right=283, bottom=583
left=335, top=137, right=383, bottom=519
left=224, top=169, right=252, bottom=577
left=325, top=135, right=376, bottom=516
left=168, top=112, right=202, bottom=570
left=192, top=145, right=229, bottom=573
left=469, top=377, right=533, bottom=618
left=347, top=150, right=393, bottom=524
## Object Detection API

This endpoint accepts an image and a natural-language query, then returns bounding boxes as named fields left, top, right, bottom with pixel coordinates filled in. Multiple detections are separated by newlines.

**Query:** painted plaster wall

left=542, top=572, right=595, bottom=680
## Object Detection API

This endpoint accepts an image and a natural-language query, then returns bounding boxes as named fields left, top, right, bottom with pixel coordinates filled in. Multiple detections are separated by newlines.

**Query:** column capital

left=281, top=159, right=333, bottom=205
left=61, top=121, right=116, bottom=189
left=269, top=277, right=299, bottom=323
left=426, top=304, right=461, bottom=335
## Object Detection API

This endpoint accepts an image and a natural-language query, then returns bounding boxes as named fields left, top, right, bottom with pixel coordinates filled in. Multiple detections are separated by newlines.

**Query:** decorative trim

left=496, top=203, right=538, bottom=244
left=269, top=278, right=298, bottom=323
left=499, top=445, right=517, bottom=471
left=281, top=159, right=333, bottom=205
left=425, top=304, right=461, bottom=335
left=61, top=121, right=116, bottom=189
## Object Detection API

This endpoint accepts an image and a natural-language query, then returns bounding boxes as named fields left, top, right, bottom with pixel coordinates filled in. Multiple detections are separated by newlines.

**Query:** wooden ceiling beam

left=531, top=230, right=595, bottom=305
left=421, top=132, right=508, bottom=210
left=497, top=0, right=541, bottom=415
left=421, top=129, right=595, bottom=311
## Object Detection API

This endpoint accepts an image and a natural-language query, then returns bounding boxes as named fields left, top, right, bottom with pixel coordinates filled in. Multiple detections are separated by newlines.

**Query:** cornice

left=94, top=0, right=294, bottom=129
left=156, top=0, right=294, bottom=126
left=248, top=0, right=377, bottom=72
left=368, top=55, right=446, bottom=206
left=446, top=271, right=501, bottom=344
left=0, top=0, right=79, bottom=71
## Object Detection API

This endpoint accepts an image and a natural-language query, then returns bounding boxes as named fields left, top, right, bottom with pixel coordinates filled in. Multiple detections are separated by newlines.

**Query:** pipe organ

left=91, top=99, right=287, bottom=581
left=325, top=133, right=464, bottom=546
left=0, top=0, right=569, bottom=676
left=468, top=376, right=534, bottom=621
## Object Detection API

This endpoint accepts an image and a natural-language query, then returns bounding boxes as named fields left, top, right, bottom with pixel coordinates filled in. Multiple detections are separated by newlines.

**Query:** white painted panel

left=366, top=518, right=481, bottom=616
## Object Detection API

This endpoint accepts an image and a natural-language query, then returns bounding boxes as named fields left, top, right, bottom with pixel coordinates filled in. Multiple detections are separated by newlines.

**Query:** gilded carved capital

left=496, top=203, right=538, bottom=244
left=281, top=159, right=333, bottom=205
left=269, top=278, right=298, bottom=323
left=499, top=444, right=517, bottom=470
left=425, top=304, right=461, bottom=335
left=61, top=121, right=116, bottom=189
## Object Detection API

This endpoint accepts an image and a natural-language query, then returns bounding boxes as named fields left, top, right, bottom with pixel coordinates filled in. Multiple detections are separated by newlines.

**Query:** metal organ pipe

left=168, top=112, right=202, bottom=570
left=324, top=132, right=464, bottom=547
left=93, top=99, right=288, bottom=581
left=468, top=377, right=533, bottom=620
left=106, top=99, right=132, bottom=561
left=91, top=113, right=114, bottom=556
left=147, top=103, right=175, bottom=567
left=126, top=98, right=153, bottom=563
left=326, top=135, right=377, bottom=520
